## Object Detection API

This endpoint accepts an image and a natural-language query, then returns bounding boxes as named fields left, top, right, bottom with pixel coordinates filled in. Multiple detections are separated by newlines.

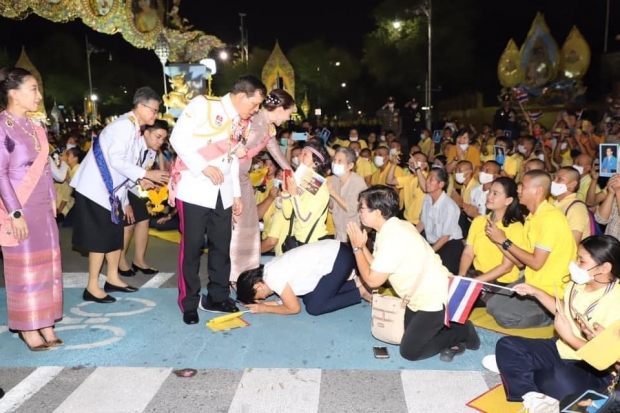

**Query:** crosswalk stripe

left=0, top=366, right=64, bottom=413
left=52, top=367, right=172, bottom=413
left=401, top=370, right=488, bottom=412
left=228, top=368, right=322, bottom=413
left=141, top=272, right=175, bottom=288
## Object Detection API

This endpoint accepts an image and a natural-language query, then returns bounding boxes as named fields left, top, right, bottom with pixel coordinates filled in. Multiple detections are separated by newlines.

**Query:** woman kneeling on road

left=236, top=239, right=370, bottom=315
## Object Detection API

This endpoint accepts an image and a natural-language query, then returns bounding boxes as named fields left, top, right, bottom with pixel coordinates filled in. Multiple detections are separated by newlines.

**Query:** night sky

left=0, top=0, right=618, bottom=98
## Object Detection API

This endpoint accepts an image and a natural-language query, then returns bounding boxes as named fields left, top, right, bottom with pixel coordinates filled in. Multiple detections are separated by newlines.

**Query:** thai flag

left=513, top=87, right=529, bottom=104
left=576, top=109, right=585, bottom=120
left=529, top=110, right=543, bottom=121
left=445, top=276, right=483, bottom=326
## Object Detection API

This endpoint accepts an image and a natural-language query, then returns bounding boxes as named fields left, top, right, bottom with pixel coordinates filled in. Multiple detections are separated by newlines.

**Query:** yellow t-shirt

left=255, top=177, right=274, bottom=205
left=355, top=158, right=377, bottom=179
left=281, top=183, right=329, bottom=243
left=461, top=178, right=480, bottom=205
left=446, top=145, right=482, bottom=168
left=503, top=153, right=522, bottom=179
left=419, top=137, right=432, bottom=157
left=338, top=139, right=368, bottom=149
left=555, top=194, right=591, bottom=241
left=265, top=207, right=290, bottom=256
left=577, top=174, right=602, bottom=202
left=395, top=172, right=426, bottom=225
left=326, top=210, right=335, bottom=236
left=371, top=217, right=449, bottom=312
left=523, top=201, right=577, bottom=297
left=557, top=281, right=620, bottom=359
left=261, top=201, right=278, bottom=241
left=371, top=164, right=402, bottom=186
left=466, top=215, right=524, bottom=283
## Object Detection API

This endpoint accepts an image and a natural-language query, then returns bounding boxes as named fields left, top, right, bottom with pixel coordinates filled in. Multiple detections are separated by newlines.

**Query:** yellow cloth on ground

left=466, top=384, right=522, bottom=413
left=468, top=308, right=555, bottom=339
left=148, top=229, right=208, bottom=252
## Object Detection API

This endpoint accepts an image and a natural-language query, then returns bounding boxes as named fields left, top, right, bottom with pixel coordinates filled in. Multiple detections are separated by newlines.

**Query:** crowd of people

left=1, top=65, right=620, bottom=406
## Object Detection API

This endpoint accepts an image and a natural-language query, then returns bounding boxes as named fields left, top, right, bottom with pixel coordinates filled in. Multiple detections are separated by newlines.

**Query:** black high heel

left=118, top=267, right=135, bottom=277
left=132, top=263, right=159, bottom=275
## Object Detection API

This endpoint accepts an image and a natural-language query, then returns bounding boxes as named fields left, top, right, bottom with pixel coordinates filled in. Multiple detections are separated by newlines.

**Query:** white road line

left=53, top=367, right=171, bottom=413
left=0, top=366, right=64, bottom=413
left=141, top=272, right=175, bottom=288
left=228, top=368, right=322, bottom=413
left=401, top=370, right=488, bottom=413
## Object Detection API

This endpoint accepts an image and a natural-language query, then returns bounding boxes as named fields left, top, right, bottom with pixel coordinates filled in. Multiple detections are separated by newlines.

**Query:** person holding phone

left=483, top=235, right=620, bottom=402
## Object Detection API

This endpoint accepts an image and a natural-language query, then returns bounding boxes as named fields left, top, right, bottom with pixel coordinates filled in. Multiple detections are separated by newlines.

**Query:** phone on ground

left=373, top=346, right=389, bottom=359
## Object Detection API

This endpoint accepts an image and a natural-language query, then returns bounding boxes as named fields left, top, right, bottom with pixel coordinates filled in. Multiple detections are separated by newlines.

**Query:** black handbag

left=281, top=203, right=329, bottom=253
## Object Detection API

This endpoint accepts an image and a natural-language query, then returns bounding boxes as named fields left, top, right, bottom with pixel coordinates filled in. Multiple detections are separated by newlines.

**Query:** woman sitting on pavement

left=236, top=239, right=370, bottom=316
left=347, top=185, right=480, bottom=362
left=483, top=235, right=620, bottom=402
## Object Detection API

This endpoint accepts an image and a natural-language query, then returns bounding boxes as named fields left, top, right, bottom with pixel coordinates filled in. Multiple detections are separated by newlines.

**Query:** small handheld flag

left=445, top=276, right=484, bottom=326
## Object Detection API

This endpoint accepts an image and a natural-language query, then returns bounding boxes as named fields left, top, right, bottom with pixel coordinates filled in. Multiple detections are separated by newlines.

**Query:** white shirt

left=71, top=111, right=146, bottom=210
left=169, top=94, right=241, bottom=209
left=263, top=239, right=342, bottom=295
left=420, top=192, right=463, bottom=244
left=128, top=139, right=157, bottom=197
left=50, top=159, right=69, bottom=182
left=469, top=184, right=488, bottom=216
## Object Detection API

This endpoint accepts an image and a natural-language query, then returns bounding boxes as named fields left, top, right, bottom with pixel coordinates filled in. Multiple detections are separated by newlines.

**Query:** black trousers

left=177, top=194, right=232, bottom=313
left=400, top=306, right=470, bottom=361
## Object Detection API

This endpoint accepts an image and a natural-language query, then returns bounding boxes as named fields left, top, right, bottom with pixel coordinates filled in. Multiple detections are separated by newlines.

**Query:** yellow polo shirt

left=419, top=137, right=432, bottom=157
left=577, top=174, right=602, bottom=202
left=557, top=281, right=620, bottom=359
left=446, top=145, right=482, bottom=168
left=355, top=158, right=377, bottom=179
left=371, top=164, right=402, bottom=186
left=265, top=207, right=290, bottom=256
left=461, top=178, right=480, bottom=205
left=503, top=153, right=522, bottom=179
left=554, top=193, right=591, bottom=241
left=395, top=172, right=426, bottom=225
left=523, top=201, right=576, bottom=297
left=466, top=215, right=524, bottom=284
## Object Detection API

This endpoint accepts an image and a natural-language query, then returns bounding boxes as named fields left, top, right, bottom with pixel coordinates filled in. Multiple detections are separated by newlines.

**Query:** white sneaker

left=482, top=354, right=499, bottom=373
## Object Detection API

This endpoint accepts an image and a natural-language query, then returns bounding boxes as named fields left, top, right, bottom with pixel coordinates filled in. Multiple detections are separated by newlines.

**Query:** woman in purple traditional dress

left=0, top=67, right=63, bottom=351
left=229, top=89, right=294, bottom=284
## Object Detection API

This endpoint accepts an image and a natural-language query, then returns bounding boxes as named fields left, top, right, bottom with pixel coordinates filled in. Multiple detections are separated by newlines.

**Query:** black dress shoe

left=0, top=387, right=4, bottom=399
left=104, top=282, right=139, bottom=293
left=118, top=267, right=135, bottom=277
left=199, top=295, right=239, bottom=314
left=183, top=310, right=199, bottom=325
left=83, top=289, right=116, bottom=303
left=132, top=263, right=159, bottom=275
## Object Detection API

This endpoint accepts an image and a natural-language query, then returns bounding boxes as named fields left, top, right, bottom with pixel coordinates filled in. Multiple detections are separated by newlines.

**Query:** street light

left=91, top=94, right=98, bottom=102
left=85, top=36, right=105, bottom=125
left=341, top=83, right=346, bottom=88
left=411, top=1, right=432, bottom=129
left=335, top=61, right=340, bottom=66
left=393, top=20, right=401, bottom=29
left=219, top=50, right=228, bottom=60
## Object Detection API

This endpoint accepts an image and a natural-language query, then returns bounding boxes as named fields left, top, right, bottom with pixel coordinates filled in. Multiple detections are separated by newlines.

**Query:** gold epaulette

left=204, top=95, right=222, bottom=102
left=127, top=115, right=137, bottom=125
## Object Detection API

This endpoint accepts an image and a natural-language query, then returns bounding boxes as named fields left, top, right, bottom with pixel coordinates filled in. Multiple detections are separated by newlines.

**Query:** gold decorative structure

left=497, top=39, right=522, bottom=88
left=262, top=41, right=295, bottom=98
left=0, top=0, right=223, bottom=61
left=301, top=92, right=310, bottom=118
left=15, top=47, right=47, bottom=122
left=560, top=26, right=591, bottom=79
left=162, top=72, right=194, bottom=110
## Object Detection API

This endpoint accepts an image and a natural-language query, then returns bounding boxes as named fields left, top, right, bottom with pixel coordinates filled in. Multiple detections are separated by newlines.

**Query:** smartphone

left=292, top=132, right=308, bottom=141
left=282, top=169, right=293, bottom=192
left=373, top=346, right=389, bottom=359
left=575, top=312, right=594, bottom=334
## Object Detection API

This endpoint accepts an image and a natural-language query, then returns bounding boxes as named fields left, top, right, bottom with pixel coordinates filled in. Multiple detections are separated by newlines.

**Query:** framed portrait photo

left=89, top=0, right=114, bottom=16
left=494, top=145, right=506, bottom=169
left=599, top=143, right=619, bottom=178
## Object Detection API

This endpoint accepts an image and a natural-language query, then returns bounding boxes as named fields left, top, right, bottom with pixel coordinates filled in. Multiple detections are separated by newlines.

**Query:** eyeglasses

left=358, top=204, right=372, bottom=213
left=141, top=103, right=159, bottom=115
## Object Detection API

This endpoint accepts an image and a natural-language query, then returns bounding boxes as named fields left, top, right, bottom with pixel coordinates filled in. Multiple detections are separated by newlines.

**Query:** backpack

left=566, top=200, right=604, bottom=236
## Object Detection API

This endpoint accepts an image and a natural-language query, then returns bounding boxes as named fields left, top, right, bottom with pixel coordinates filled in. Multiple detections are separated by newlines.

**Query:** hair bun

left=264, top=93, right=282, bottom=106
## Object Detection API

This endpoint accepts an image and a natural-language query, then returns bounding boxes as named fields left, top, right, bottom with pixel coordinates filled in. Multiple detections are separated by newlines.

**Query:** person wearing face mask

left=370, top=146, right=401, bottom=186
left=258, top=170, right=289, bottom=257
left=464, top=161, right=502, bottom=219
left=327, top=147, right=367, bottom=242
left=339, top=128, right=368, bottom=150
left=446, top=128, right=481, bottom=174
left=376, top=97, right=402, bottom=136
left=418, top=129, right=432, bottom=157
left=515, top=136, right=538, bottom=182
left=483, top=235, right=620, bottom=403
left=552, top=167, right=593, bottom=247
left=356, top=147, right=377, bottom=184
left=450, top=161, right=479, bottom=238
left=496, top=138, right=522, bottom=181
left=552, top=130, right=574, bottom=168
left=386, top=151, right=428, bottom=225
left=486, top=170, right=577, bottom=328
left=571, top=154, right=599, bottom=203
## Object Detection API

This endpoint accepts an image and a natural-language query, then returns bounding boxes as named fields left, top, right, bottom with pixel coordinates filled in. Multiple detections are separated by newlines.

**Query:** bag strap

left=304, top=201, right=330, bottom=244
left=565, top=199, right=585, bottom=215
left=286, top=208, right=295, bottom=237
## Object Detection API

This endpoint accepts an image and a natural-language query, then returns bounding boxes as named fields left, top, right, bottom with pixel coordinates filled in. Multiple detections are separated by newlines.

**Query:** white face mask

left=573, top=165, right=584, bottom=175
left=550, top=181, right=568, bottom=197
left=537, top=154, right=545, bottom=161
left=349, top=136, right=358, bottom=142
left=272, top=178, right=282, bottom=189
left=517, top=145, right=527, bottom=154
left=374, top=156, right=385, bottom=168
left=252, top=164, right=260, bottom=171
left=569, top=261, right=595, bottom=285
left=355, top=151, right=360, bottom=157
left=459, top=143, right=469, bottom=151
left=420, top=133, right=427, bottom=140
left=66, top=143, right=76, bottom=150
left=379, top=135, right=386, bottom=141
left=331, top=163, right=346, bottom=177
left=479, top=171, right=494, bottom=185
left=455, top=172, right=467, bottom=184
left=560, top=142, right=568, bottom=150
left=291, top=156, right=299, bottom=166
left=389, top=148, right=398, bottom=156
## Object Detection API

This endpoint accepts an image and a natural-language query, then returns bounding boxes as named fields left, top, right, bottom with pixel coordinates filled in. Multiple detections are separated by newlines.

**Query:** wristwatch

left=501, top=239, right=513, bottom=251
left=9, top=210, right=22, bottom=219
left=353, top=246, right=363, bottom=253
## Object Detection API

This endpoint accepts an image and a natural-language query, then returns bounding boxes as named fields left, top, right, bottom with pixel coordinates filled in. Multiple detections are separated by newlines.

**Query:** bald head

left=456, top=160, right=473, bottom=172
left=524, top=170, right=551, bottom=196
left=573, top=153, right=593, bottom=176
left=524, top=158, right=545, bottom=172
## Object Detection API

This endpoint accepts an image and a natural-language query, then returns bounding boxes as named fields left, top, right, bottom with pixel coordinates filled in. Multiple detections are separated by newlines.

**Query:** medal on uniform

left=5, top=119, right=12, bottom=127
left=215, top=115, right=223, bottom=126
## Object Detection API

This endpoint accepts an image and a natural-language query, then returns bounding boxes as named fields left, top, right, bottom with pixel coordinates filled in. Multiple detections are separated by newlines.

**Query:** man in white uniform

left=169, top=75, right=266, bottom=324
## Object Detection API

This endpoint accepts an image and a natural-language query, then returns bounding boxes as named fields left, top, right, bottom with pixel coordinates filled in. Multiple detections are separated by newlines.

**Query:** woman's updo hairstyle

left=0, top=67, right=32, bottom=109
left=263, top=89, right=295, bottom=111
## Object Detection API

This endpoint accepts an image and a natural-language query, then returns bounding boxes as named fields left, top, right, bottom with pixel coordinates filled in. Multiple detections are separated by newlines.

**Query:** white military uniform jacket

left=169, top=94, right=241, bottom=209
left=127, top=138, right=157, bottom=197
left=71, top=111, right=147, bottom=210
